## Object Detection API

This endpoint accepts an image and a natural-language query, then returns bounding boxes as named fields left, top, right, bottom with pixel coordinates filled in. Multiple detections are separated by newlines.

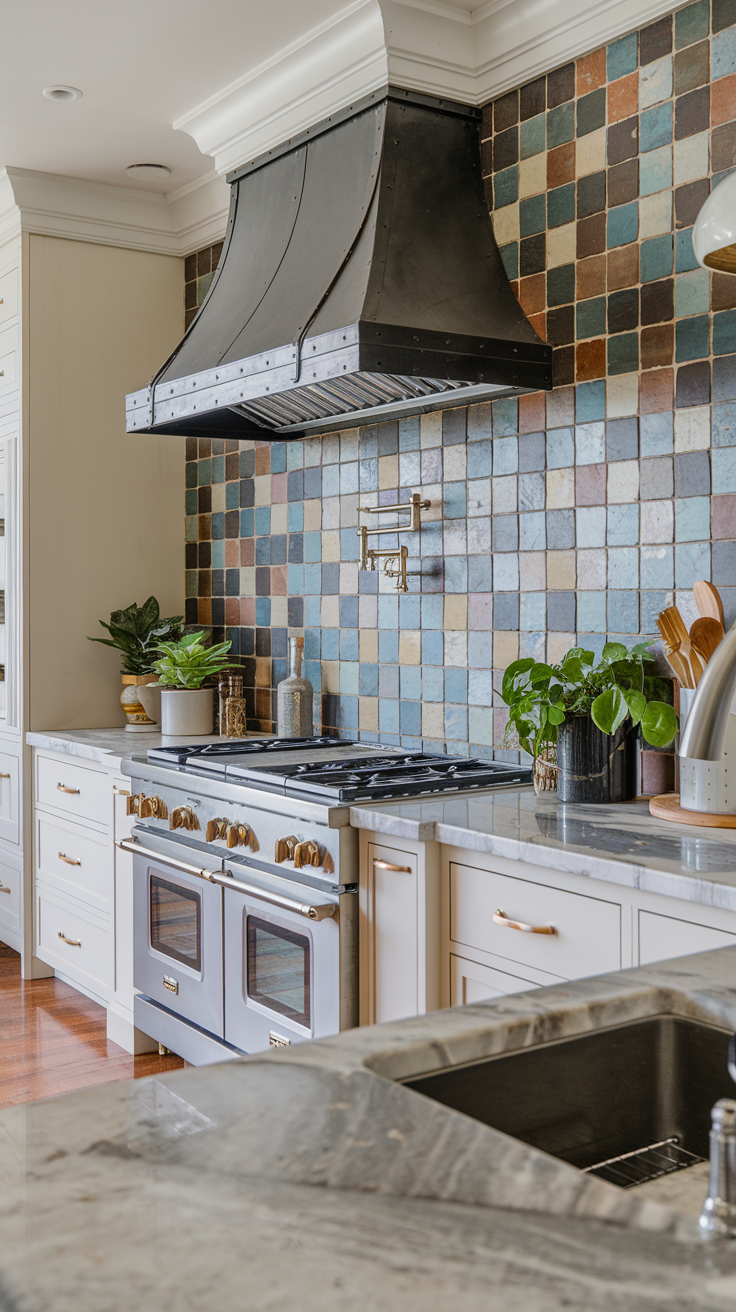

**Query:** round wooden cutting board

left=649, top=793, right=736, bottom=828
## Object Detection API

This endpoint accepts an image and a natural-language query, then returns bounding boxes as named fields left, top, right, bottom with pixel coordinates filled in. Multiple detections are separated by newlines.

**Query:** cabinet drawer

left=366, top=842, right=419, bottom=1024
left=639, top=910, right=736, bottom=966
left=450, top=861, right=621, bottom=980
left=36, top=889, right=111, bottom=999
left=450, top=953, right=565, bottom=1006
left=0, top=326, right=17, bottom=395
left=0, top=749, right=19, bottom=844
left=0, top=268, right=18, bottom=328
left=36, top=814, right=111, bottom=913
left=0, top=855, right=21, bottom=931
left=36, top=754, right=111, bottom=827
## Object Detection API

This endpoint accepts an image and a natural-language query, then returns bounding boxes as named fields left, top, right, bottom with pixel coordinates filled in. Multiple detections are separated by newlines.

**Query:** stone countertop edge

left=26, top=728, right=224, bottom=766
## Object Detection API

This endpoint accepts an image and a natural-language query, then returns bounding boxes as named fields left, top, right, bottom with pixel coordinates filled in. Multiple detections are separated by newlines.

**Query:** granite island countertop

left=5, top=947, right=736, bottom=1308
left=350, top=789, right=736, bottom=912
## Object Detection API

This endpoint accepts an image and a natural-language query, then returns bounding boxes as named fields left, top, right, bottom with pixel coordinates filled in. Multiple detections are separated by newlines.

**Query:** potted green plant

left=89, top=597, right=183, bottom=732
left=152, top=631, right=232, bottom=736
left=502, top=643, right=678, bottom=803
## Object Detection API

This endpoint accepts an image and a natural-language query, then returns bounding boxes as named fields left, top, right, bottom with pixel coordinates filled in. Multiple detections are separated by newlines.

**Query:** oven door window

left=246, top=916, right=310, bottom=1027
left=150, top=875, right=201, bottom=971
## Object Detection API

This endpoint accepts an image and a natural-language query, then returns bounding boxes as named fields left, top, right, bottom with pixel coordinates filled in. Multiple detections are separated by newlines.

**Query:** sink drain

left=582, top=1137, right=706, bottom=1188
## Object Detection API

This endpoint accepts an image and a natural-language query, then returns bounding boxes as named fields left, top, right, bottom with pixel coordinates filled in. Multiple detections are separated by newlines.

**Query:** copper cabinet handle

left=373, top=859, right=411, bottom=872
left=57, top=931, right=82, bottom=947
left=57, top=783, right=80, bottom=794
left=0, top=882, right=10, bottom=893
left=493, top=909, right=557, bottom=936
left=57, top=851, right=81, bottom=866
left=0, top=772, right=10, bottom=779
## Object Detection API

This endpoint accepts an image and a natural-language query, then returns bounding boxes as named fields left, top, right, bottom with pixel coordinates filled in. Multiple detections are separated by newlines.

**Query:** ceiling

left=0, top=0, right=351, bottom=193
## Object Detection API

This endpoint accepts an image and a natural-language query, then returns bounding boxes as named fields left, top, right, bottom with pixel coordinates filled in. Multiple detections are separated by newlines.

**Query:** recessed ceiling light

left=126, top=163, right=172, bottom=181
left=43, top=85, right=83, bottom=102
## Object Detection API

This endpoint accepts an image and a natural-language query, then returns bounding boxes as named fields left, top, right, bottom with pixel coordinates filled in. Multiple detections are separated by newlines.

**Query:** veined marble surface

left=27, top=728, right=238, bottom=768
left=5, top=949, right=736, bottom=1308
left=351, top=790, right=736, bottom=912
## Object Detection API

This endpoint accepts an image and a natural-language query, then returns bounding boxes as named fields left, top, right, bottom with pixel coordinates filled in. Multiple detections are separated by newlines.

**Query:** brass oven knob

left=169, top=806, right=200, bottom=832
left=275, top=835, right=334, bottom=874
left=226, top=823, right=259, bottom=852
left=128, top=793, right=168, bottom=819
left=206, top=817, right=230, bottom=842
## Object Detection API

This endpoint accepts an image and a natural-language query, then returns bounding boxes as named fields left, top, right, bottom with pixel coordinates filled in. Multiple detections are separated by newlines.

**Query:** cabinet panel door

left=36, top=814, right=111, bottom=913
left=0, top=853, right=21, bottom=932
left=367, top=842, right=418, bottom=1025
left=36, top=889, right=112, bottom=1000
left=0, top=268, right=18, bottom=328
left=450, top=861, right=621, bottom=979
left=0, top=749, right=19, bottom=844
left=639, top=910, right=736, bottom=966
left=450, top=953, right=564, bottom=1006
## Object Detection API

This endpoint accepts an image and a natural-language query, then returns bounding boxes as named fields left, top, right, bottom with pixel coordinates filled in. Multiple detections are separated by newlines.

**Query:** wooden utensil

left=694, top=580, right=725, bottom=626
left=690, top=615, right=725, bottom=663
left=660, top=607, right=704, bottom=685
left=664, top=642, right=693, bottom=688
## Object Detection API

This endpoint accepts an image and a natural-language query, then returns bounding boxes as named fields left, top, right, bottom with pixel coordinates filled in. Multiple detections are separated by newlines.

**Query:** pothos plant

left=502, top=642, right=679, bottom=761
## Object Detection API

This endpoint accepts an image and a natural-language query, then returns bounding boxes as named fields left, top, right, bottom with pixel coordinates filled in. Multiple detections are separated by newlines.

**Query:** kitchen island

left=4, top=945, right=736, bottom=1309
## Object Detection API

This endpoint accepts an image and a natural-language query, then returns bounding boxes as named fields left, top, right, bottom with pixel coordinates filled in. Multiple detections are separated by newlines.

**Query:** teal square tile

left=185, top=487, right=197, bottom=515
left=520, top=193, right=546, bottom=236
left=675, top=541, right=711, bottom=586
left=640, top=145, right=672, bottom=195
left=500, top=242, right=518, bottom=279
left=675, top=0, right=709, bottom=50
left=675, top=315, right=710, bottom=361
left=547, top=101, right=575, bottom=148
left=714, top=310, right=736, bottom=357
left=225, top=481, right=239, bottom=510
left=520, top=114, right=545, bottom=159
left=287, top=501, right=303, bottom=532
left=548, top=182, right=575, bottom=229
left=607, top=202, right=638, bottom=248
left=492, top=397, right=519, bottom=435
left=675, top=269, right=709, bottom=317
left=675, top=496, right=710, bottom=540
left=713, top=28, right=736, bottom=80
left=608, top=333, right=639, bottom=374
left=640, top=102, right=673, bottom=152
left=240, top=508, right=254, bottom=537
left=641, top=545, right=674, bottom=588
left=494, top=165, right=518, bottom=208
left=712, top=447, right=736, bottom=491
left=212, top=454, right=225, bottom=483
left=211, top=539, right=225, bottom=569
left=198, top=458, right=211, bottom=486
left=577, top=297, right=606, bottom=339
left=270, top=443, right=287, bottom=474
left=578, top=591, right=607, bottom=632
left=675, top=228, right=699, bottom=272
left=576, top=379, right=606, bottom=421
left=641, top=234, right=673, bottom=281
left=713, top=401, right=736, bottom=445
left=607, top=32, right=638, bottom=79
left=185, top=515, right=198, bottom=543
left=185, top=461, right=198, bottom=490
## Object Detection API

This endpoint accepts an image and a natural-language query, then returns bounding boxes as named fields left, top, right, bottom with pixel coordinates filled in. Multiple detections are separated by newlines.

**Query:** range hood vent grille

left=126, top=87, right=552, bottom=441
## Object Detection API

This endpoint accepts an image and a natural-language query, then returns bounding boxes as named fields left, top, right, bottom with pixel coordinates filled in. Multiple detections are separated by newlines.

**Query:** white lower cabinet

left=36, top=885, right=112, bottom=1000
left=638, top=910, right=736, bottom=965
left=0, top=849, right=22, bottom=936
left=450, top=952, right=565, bottom=1006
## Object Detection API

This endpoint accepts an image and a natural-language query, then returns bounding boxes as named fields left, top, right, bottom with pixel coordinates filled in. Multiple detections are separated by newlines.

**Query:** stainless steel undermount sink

left=404, top=1016, right=733, bottom=1188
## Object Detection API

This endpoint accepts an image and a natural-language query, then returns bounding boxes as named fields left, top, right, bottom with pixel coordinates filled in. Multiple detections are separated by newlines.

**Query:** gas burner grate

left=582, top=1137, right=705, bottom=1188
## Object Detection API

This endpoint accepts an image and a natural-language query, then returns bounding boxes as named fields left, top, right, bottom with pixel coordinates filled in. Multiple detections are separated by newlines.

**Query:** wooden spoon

left=694, top=580, right=725, bottom=626
left=690, top=615, right=725, bottom=663
left=663, top=643, right=693, bottom=688
left=660, top=606, right=704, bottom=685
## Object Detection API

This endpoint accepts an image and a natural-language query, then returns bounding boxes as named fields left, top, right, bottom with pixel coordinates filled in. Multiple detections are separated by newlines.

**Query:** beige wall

left=27, top=235, right=184, bottom=730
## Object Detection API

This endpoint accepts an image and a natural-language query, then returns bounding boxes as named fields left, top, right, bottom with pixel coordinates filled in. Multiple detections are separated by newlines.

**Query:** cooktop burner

left=232, top=753, right=531, bottom=801
left=147, top=736, right=353, bottom=766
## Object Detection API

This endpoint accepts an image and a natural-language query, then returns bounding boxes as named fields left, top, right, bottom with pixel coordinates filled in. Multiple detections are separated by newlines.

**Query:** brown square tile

left=713, top=273, right=736, bottom=312
left=240, top=537, right=255, bottom=567
left=240, top=597, right=255, bottom=625
left=674, top=40, right=710, bottom=95
left=547, top=305, right=574, bottom=345
left=575, top=463, right=606, bottom=504
left=518, top=273, right=546, bottom=315
left=608, top=158, right=639, bottom=207
left=640, top=367, right=674, bottom=413
left=577, top=47, right=606, bottom=95
left=641, top=278, right=674, bottom=324
left=197, top=569, right=211, bottom=598
left=494, top=90, right=518, bottom=133
left=640, top=15, right=672, bottom=65
left=225, top=597, right=240, bottom=627
left=198, top=598, right=212, bottom=626
left=713, top=495, right=736, bottom=540
left=641, top=323, right=674, bottom=369
left=184, top=253, right=197, bottom=282
left=713, top=121, right=736, bottom=173
left=198, top=438, right=212, bottom=457
left=481, top=104, right=493, bottom=140
left=197, top=247, right=211, bottom=277
left=271, top=565, right=287, bottom=596
left=547, top=141, right=576, bottom=188
left=553, top=345, right=575, bottom=386
left=185, top=281, right=197, bottom=312
left=608, top=72, right=638, bottom=123
left=712, top=73, right=736, bottom=126
left=577, top=212, right=606, bottom=258
left=520, top=76, right=546, bottom=120
left=184, top=307, right=197, bottom=330
left=225, top=450, right=240, bottom=481
left=607, top=116, right=639, bottom=165
left=577, top=253, right=607, bottom=299
left=675, top=86, right=711, bottom=139
left=197, top=485, right=211, bottom=514
left=185, top=437, right=198, bottom=462
left=675, top=178, right=710, bottom=228
left=528, top=311, right=547, bottom=340
left=254, top=446, right=271, bottom=475
left=608, top=244, right=639, bottom=290
left=577, top=171, right=606, bottom=217
left=224, top=439, right=239, bottom=453
left=493, top=126, right=519, bottom=170
left=547, top=63, right=575, bottom=109
left=212, top=242, right=224, bottom=270
left=576, top=338, right=606, bottom=381
left=518, top=392, right=547, bottom=432
left=198, top=513, right=211, bottom=540
left=224, top=539, right=239, bottom=568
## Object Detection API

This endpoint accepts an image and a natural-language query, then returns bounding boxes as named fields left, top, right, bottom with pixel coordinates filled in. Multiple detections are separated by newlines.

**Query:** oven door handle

left=116, top=838, right=336, bottom=922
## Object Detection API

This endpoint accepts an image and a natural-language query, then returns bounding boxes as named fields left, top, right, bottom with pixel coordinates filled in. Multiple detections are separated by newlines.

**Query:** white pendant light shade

left=693, top=171, right=736, bottom=274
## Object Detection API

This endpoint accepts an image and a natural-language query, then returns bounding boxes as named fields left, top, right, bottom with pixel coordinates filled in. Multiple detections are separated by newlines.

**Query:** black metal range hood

left=126, top=87, right=552, bottom=441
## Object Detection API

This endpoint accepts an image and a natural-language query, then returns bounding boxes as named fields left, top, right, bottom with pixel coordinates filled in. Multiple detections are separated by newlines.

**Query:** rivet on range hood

left=126, top=86, right=553, bottom=442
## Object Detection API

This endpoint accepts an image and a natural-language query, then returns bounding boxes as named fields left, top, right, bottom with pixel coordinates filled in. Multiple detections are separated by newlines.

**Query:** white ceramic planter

left=160, top=687, right=214, bottom=736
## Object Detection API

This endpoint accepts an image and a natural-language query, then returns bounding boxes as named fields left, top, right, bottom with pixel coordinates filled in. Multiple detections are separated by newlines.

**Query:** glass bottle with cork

left=277, top=636, right=313, bottom=738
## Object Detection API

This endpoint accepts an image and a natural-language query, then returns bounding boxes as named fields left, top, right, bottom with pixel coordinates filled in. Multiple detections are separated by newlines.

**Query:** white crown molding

left=0, top=167, right=229, bottom=259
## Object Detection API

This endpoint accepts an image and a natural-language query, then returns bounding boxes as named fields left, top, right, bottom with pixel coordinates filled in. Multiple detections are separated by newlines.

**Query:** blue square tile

left=422, top=666, right=444, bottom=701
left=322, top=464, right=340, bottom=498
left=225, top=481, right=239, bottom=510
left=675, top=228, right=699, bottom=273
left=399, top=415, right=421, bottom=451
left=520, top=193, right=546, bottom=236
left=640, top=591, right=672, bottom=634
left=340, top=663, right=359, bottom=696
left=640, top=411, right=674, bottom=456
left=520, top=592, right=546, bottom=629
left=713, top=28, right=736, bottom=80
left=494, top=165, right=519, bottom=208
left=304, top=629, right=321, bottom=661
left=378, top=595, right=399, bottom=628
left=468, top=554, right=494, bottom=592
left=468, top=669, right=493, bottom=707
left=255, top=506, right=271, bottom=535
left=303, top=563, right=321, bottom=593
left=378, top=663, right=399, bottom=699
left=519, top=511, right=546, bottom=550
left=445, top=668, right=468, bottom=703
left=714, top=355, right=736, bottom=402
left=713, top=447, right=736, bottom=492
left=576, top=506, right=607, bottom=547
left=467, top=439, right=492, bottom=479
left=607, top=203, right=638, bottom=248
left=379, top=700, right=400, bottom=734
left=422, top=629, right=443, bottom=664
left=641, top=234, right=673, bottom=281
left=286, top=502, right=303, bottom=532
left=713, top=401, right=736, bottom=446
left=468, top=631, right=493, bottom=668
left=444, top=481, right=468, bottom=519
left=400, top=594, right=421, bottom=628
left=359, top=663, right=378, bottom=695
left=675, top=541, right=711, bottom=586
left=444, top=556, right=468, bottom=592
left=641, top=102, right=673, bottom=152
left=493, top=435, right=519, bottom=474
left=304, top=596, right=321, bottom=626
left=607, top=503, right=640, bottom=545
left=270, top=443, right=287, bottom=474
left=676, top=315, right=710, bottom=362
left=607, top=32, right=638, bottom=80
left=303, top=531, right=321, bottom=563
left=714, top=311, right=736, bottom=357
left=607, top=590, right=639, bottom=633
left=400, top=701, right=422, bottom=737
left=640, top=544, right=674, bottom=588
left=546, top=426, right=574, bottom=467
left=578, top=591, right=607, bottom=632
left=255, top=598, right=271, bottom=625
left=640, top=145, right=672, bottom=196
left=492, top=397, right=519, bottom=436
left=400, top=667, right=422, bottom=701
left=675, top=496, right=710, bottom=540
left=499, top=242, right=518, bottom=280
left=576, top=379, right=606, bottom=421
left=608, top=546, right=639, bottom=588
left=340, top=630, right=359, bottom=661
left=548, top=182, right=576, bottom=229
left=421, top=596, right=443, bottom=630
left=211, top=454, right=225, bottom=484
left=520, top=113, right=545, bottom=158
left=287, top=563, right=303, bottom=594
left=445, top=705, right=469, bottom=741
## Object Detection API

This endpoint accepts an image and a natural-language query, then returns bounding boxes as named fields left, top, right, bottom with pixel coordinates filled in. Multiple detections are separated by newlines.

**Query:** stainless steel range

left=121, top=737, right=530, bottom=1066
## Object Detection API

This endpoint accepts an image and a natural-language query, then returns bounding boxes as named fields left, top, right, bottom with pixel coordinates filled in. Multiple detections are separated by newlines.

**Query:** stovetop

left=146, top=737, right=531, bottom=802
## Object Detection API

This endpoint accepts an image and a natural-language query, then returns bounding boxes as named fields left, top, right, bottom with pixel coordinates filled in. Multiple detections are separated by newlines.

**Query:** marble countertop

left=26, top=728, right=230, bottom=767
left=351, top=789, right=736, bottom=912
left=5, top=947, right=736, bottom=1308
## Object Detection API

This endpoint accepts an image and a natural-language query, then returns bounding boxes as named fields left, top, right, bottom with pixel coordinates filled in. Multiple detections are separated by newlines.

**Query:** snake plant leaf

left=591, top=686, right=628, bottom=735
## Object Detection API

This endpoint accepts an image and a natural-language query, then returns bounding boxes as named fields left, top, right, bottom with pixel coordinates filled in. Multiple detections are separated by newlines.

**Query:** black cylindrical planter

left=556, top=715, right=637, bottom=804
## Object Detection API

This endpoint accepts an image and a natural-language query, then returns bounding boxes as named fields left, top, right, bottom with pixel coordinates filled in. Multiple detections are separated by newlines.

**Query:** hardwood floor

left=0, top=940, right=184, bottom=1108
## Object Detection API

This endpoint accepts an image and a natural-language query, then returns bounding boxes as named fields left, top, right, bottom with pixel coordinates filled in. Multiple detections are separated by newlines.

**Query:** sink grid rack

left=582, top=1137, right=705, bottom=1189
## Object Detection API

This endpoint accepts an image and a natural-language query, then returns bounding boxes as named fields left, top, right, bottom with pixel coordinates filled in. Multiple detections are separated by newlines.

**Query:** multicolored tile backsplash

left=184, top=0, right=736, bottom=759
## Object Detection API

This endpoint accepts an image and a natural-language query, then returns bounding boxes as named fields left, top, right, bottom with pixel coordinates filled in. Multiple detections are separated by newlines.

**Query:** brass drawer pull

left=58, top=851, right=81, bottom=866
left=0, top=882, right=10, bottom=894
left=57, top=931, right=82, bottom=947
left=0, top=772, right=10, bottom=779
left=57, top=783, right=80, bottom=794
left=373, top=859, right=411, bottom=872
left=493, top=908, right=557, bottom=936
